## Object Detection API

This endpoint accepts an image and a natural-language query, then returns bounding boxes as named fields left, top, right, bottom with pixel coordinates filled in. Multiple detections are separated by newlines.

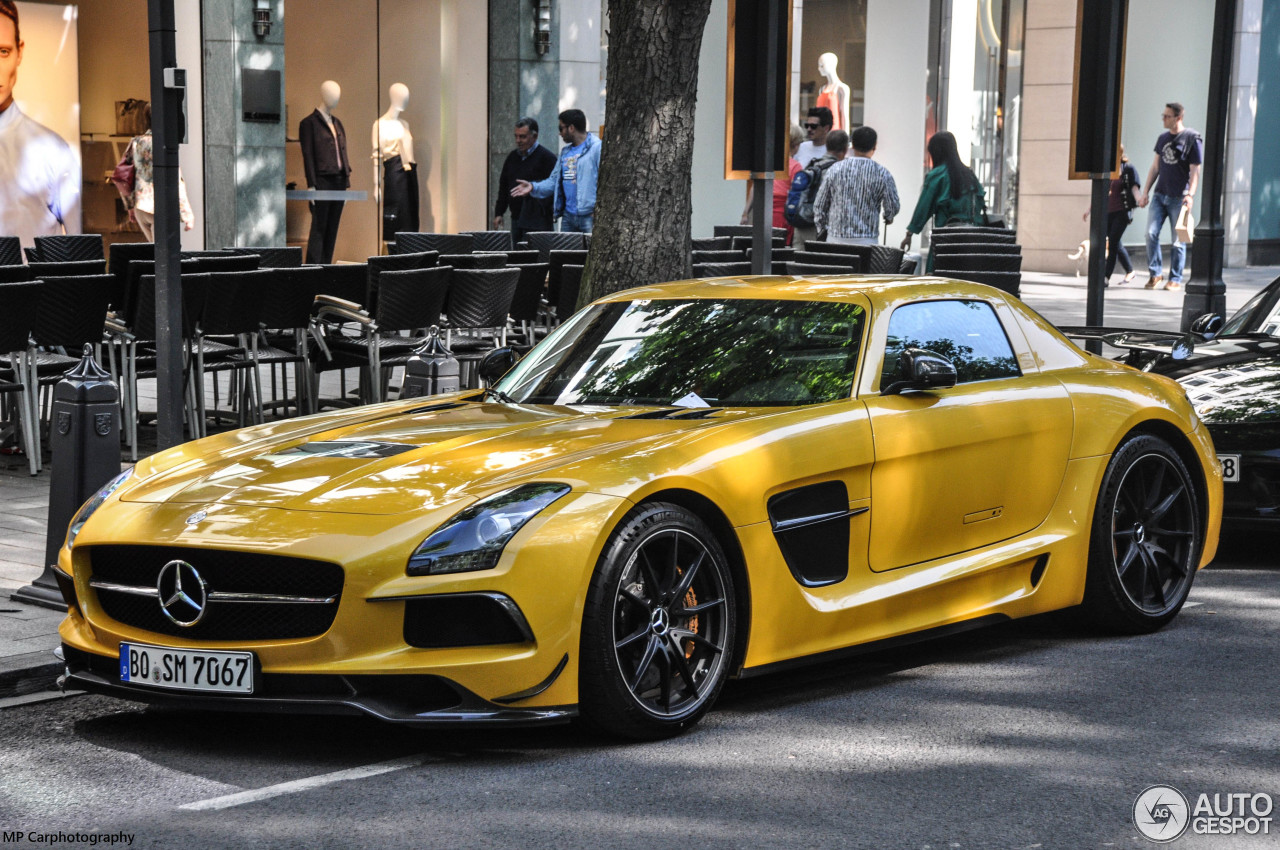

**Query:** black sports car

left=1064, top=274, right=1280, bottom=523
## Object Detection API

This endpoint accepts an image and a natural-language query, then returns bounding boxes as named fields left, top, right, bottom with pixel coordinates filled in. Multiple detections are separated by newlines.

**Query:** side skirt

left=735, top=613, right=1010, bottom=679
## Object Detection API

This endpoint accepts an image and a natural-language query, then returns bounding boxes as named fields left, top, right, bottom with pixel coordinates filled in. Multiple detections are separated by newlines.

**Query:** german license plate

left=1219, top=454, right=1241, bottom=483
left=119, top=643, right=254, bottom=694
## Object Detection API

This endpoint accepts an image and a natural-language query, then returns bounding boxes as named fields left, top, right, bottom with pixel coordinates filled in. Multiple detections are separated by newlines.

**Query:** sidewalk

left=1, top=265, right=1276, bottom=698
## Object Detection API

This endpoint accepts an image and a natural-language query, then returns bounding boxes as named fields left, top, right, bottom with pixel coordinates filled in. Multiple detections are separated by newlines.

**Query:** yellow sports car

left=55, top=276, right=1222, bottom=739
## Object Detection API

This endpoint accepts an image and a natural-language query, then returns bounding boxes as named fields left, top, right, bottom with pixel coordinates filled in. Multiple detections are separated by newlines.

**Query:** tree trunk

left=582, top=0, right=713, bottom=303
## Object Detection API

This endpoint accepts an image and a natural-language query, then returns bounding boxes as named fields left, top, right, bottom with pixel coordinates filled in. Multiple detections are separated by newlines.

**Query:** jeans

left=1146, top=192, right=1186, bottom=283
left=560, top=212, right=593, bottom=233
left=1105, top=211, right=1133, bottom=278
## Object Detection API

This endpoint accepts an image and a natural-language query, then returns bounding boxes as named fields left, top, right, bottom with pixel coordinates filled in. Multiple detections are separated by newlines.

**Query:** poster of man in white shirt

left=0, top=0, right=81, bottom=249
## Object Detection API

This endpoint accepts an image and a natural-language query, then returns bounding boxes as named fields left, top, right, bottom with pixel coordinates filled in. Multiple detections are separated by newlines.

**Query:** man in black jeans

left=493, top=117, right=557, bottom=245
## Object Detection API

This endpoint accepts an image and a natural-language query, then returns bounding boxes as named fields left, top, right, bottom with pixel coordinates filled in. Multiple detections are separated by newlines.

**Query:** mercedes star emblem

left=156, top=560, right=209, bottom=627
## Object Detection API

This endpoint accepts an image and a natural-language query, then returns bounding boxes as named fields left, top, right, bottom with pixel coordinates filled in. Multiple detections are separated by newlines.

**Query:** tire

left=1081, top=434, right=1203, bottom=634
left=578, top=502, right=737, bottom=740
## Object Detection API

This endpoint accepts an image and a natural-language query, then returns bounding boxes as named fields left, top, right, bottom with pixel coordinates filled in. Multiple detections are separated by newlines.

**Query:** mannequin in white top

left=372, top=83, right=413, bottom=204
left=817, top=52, right=851, bottom=132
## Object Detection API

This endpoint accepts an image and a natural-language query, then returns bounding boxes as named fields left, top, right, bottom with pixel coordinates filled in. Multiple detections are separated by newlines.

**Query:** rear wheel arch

left=638, top=489, right=752, bottom=676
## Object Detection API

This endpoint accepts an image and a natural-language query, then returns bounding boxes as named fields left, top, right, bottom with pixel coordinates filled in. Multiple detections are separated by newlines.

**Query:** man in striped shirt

left=813, top=126, right=900, bottom=246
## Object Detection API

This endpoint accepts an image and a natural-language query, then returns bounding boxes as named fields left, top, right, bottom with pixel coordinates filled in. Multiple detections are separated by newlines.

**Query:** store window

left=797, top=0, right=866, bottom=131
left=930, top=0, right=1025, bottom=227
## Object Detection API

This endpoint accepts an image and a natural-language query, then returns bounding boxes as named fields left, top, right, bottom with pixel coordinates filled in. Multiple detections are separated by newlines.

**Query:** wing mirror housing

left=478, top=347, right=519, bottom=385
left=882, top=348, right=958, bottom=395
left=1190, top=313, right=1224, bottom=340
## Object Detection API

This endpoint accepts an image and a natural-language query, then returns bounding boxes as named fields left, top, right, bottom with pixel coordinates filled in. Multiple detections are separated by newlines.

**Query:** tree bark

left=582, top=0, right=714, bottom=303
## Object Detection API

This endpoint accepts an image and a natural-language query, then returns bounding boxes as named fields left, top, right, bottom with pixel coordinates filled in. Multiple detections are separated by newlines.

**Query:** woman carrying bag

left=114, top=103, right=194, bottom=240
left=899, top=131, right=986, bottom=271
left=1082, top=143, right=1142, bottom=285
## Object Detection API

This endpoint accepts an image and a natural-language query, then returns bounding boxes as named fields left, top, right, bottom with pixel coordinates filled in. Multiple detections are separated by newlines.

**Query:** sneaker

left=1145, top=275, right=1162, bottom=289
left=1122, top=271, right=1137, bottom=284
left=1165, top=280, right=1182, bottom=291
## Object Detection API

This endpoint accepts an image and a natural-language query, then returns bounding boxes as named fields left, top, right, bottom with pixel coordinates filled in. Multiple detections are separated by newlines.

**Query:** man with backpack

left=814, top=125, right=900, bottom=246
left=786, top=129, right=848, bottom=249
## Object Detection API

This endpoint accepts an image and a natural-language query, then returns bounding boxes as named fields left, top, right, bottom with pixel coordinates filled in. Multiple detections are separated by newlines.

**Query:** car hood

left=1173, top=341, right=1280, bottom=425
left=122, top=399, right=752, bottom=515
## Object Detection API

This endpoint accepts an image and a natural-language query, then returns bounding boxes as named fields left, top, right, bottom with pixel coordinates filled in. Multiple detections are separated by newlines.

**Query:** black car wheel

left=579, top=503, right=736, bottom=740
left=1082, top=434, right=1202, bottom=633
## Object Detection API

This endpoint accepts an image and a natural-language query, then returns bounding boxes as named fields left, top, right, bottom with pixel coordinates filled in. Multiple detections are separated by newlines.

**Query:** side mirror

left=1190, top=313, right=1224, bottom=340
left=478, top=347, right=519, bottom=385
left=882, top=348, right=958, bottom=395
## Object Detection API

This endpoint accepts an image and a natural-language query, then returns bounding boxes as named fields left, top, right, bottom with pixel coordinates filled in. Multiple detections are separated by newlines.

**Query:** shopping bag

left=1175, top=204, right=1195, bottom=244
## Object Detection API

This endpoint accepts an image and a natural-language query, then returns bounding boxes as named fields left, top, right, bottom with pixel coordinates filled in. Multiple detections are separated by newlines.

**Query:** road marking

left=179, top=754, right=428, bottom=811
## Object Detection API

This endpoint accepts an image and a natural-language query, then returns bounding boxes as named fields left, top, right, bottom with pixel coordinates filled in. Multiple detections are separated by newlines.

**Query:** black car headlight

left=407, top=483, right=570, bottom=576
left=66, top=467, right=134, bottom=549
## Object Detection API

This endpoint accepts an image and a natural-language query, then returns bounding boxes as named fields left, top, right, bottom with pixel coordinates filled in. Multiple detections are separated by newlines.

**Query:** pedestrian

left=788, top=129, right=849, bottom=249
left=1081, top=142, right=1141, bottom=285
left=899, top=131, right=986, bottom=271
left=510, top=109, right=601, bottom=234
left=796, top=107, right=833, bottom=168
left=493, top=117, right=557, bottom=244
left=739, top=123, right=805, bottom=245
left=1140, top=102, right=1202, bottom=291
left=813, top=126, right=900, bottom=247
left=122, top=103, right=195, bottom=241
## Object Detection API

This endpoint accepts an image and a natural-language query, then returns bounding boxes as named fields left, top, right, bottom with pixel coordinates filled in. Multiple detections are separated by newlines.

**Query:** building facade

left=12, top=0, right=1275, bottom=271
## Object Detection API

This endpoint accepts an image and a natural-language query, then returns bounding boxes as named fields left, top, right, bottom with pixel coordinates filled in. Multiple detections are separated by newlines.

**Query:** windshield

left=496, top=298, right=866, bottom=406
left=1221, top=282, right=1280, bottom=337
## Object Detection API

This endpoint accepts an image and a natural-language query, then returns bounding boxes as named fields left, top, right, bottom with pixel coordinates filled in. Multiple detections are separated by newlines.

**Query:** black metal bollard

left=400, top=326, right=460, bottom=399
left=16, top=346, right=121, bottom=611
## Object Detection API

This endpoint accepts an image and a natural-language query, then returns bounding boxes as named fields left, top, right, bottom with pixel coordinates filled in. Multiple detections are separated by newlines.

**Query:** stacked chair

left=0, top=236, right=22, bottom=267
left=0, top=282, right=42, bottom=474
left=928, top=226, right=1022, bottom=296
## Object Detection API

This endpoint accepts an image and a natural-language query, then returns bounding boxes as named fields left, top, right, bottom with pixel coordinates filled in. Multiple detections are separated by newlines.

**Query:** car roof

left=595, top=275, right=1013, bottom=308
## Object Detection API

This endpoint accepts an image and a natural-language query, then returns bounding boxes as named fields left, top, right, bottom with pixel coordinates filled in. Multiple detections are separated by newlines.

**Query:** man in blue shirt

left=1140, top=102, right=1202, bottom=291
left=511, top=109, right=601, bottom=233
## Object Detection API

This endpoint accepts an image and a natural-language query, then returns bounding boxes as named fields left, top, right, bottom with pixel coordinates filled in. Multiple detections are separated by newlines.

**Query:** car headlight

left=66, top=467, right=134, bottom=549
left=407, top=483, right=570, bottom=576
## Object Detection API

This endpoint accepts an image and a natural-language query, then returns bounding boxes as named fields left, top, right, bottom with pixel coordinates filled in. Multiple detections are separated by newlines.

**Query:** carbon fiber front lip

left=63, top=646, right=575, bottom=727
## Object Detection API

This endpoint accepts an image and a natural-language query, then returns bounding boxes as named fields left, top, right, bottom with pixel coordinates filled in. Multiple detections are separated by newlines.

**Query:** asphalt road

left=1, top=538, right=1276, bottom=849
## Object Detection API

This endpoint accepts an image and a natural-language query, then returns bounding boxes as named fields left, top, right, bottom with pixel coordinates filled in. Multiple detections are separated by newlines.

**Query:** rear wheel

left=1081, top=434, right=1202, bottom=633
left=578, top=503, right=736, bottom=740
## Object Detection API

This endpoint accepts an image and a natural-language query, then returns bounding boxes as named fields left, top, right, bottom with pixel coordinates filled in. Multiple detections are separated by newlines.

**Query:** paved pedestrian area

left=0, top=265, right=1275, bottom=696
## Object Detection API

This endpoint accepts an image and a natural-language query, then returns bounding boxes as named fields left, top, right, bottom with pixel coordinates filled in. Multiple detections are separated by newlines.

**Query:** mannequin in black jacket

left=299, top=81, right=351, bottom=264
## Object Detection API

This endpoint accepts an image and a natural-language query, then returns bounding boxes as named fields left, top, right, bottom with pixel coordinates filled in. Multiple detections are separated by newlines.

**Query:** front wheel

left=578, top=503, right=737, bottom=740
left=1081, top=434, right=1203, bottom=634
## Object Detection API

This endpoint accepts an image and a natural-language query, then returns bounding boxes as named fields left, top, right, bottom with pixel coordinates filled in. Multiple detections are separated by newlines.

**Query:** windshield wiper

left=479, top=387, right=516, bottom=404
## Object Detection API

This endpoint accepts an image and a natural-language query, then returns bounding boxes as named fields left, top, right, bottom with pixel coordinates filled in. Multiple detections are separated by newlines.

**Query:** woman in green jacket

left=899, top=131, right=986, bottom=266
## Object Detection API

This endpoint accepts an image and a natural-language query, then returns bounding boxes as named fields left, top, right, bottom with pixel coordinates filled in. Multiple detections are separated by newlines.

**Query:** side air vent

left=767, top=481, right=862, bottom=587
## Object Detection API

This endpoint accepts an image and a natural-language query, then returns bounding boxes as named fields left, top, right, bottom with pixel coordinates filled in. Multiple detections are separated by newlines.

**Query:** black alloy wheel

left=579, top=503, right=736, bottom=739
left=1082, top=434, right=1203, bottom=634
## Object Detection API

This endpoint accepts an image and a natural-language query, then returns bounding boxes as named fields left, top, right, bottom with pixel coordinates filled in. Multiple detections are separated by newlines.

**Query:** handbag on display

left=110, top=142, right=136, bottom=200
left=115, top=99, right=150, bottom=137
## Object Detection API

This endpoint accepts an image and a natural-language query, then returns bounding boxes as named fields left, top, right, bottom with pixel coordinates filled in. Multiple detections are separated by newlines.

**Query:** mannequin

left=817, top=53, right=851, bottom=132
left=299, top=80, right=351, bottom=264
left=372, top=83, right=418, bottom=242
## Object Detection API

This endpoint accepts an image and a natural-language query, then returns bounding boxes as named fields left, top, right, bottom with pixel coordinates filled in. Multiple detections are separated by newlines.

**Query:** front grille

left=87, top=545, right=344, bottom=641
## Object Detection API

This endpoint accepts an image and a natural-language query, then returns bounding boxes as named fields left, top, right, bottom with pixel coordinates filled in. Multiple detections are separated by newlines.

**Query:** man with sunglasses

left=1139, top=102, right=1202, bottom=291
left=796, top=107, right=833, bottom=168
